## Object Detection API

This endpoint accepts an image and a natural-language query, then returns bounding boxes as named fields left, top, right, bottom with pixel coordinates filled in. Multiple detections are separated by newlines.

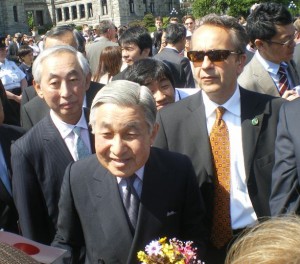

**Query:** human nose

left=153, top=89, right=166, bottom=102
left=201, top=55, right=214, bottom=69
left=110, top=135, right=126, bottom=156
left=60, top=81, right=72, bottom=97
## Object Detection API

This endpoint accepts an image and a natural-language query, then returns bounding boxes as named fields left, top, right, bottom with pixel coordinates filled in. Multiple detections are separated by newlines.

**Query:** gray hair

left=90, top=80, right=157, bottom=133
left=44, top=25, right=86, bottom=53
left=32, top=45, right=91, bottom=84
left=196, top=14, right=249, bottom=54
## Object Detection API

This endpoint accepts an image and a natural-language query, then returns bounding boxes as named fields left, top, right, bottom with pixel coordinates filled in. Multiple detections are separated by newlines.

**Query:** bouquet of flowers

left=137, top=237, right=204, bottom=264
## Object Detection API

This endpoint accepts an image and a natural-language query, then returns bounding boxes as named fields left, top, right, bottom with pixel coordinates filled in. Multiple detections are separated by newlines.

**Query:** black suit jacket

left=154, top=88, right=284, bottom=224
left=11, top=111, right=95, bottom=245
left=0, top=125, right=25, bottom=233
left=154, top=48, right=195, bottom=88
left=52, top=148, right=208, bottom=264
left=270, top=98, right=300, bottom=215
left=21, top=81, right=103, bottom=130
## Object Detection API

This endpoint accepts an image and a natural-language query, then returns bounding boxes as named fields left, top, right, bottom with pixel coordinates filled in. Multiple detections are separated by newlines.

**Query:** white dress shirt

left=0, top=59, right=26, bottom=90
left=50, top=110, right=91, bottom=161
left=202, top=88, right=257, bottom=229
left=256, top=51, right=294, bottom=90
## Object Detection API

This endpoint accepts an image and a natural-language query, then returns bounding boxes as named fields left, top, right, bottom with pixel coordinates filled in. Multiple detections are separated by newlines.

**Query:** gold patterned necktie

left=209, top=106, right=232, bottom=248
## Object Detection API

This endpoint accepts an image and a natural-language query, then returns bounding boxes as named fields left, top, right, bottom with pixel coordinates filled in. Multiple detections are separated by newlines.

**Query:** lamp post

left=170, top=7, right=178, bottom=17
left=289, top=1, right=297, bottom=18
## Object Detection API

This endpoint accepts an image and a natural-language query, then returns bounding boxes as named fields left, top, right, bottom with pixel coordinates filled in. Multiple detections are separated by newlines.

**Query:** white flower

left=145, top=240, right=162, bottom=256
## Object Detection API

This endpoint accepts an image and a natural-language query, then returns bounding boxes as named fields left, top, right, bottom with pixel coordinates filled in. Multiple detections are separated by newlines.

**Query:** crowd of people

left=0, top=2, right=300, bottom=264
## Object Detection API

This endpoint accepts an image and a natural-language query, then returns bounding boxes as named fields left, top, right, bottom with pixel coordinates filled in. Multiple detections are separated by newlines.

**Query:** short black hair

left=124, top=58, right=175, bottom=89
left=246, top=2, right=293, bottom=43
left=165, top=23, right=186, bottom=45
left=18, top=45, right=33, bottom=59
left=118, top=26, right=152, bottom=56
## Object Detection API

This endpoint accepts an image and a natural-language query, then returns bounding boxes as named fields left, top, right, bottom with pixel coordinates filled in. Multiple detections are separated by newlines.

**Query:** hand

left=282, top=89, right=299, bottom=101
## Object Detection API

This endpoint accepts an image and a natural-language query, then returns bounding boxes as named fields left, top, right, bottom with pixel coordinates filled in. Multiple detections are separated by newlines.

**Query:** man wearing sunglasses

left=238, top=2, right=300, bottom=101
left=154, top=13, right=284, bottom=264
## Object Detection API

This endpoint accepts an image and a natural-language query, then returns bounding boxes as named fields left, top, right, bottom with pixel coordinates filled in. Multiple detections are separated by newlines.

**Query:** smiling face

left=121, top=43, right=149, bottom=65
left=145, top=78, right=175, bottom=110
left=191, top=25, right=245, bottom=104
left=34, top=51, right=90, bottom=124
left=94, top=103, right=158, bottom=177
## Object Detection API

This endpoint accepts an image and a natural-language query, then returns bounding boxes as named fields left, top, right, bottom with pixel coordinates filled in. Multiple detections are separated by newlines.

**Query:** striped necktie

left=122, top=174, right=140, bottom=231
left=278, top=63, right=290, bottom=96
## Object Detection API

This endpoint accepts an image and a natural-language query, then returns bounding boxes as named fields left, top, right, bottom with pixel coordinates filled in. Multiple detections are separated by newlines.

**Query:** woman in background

left=92, top=46, right=122, bottom=84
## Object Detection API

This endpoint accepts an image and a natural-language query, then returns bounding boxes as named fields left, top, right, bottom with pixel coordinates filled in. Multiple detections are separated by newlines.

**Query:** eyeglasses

left=267, top=32, right=297, bottom=47
left=187, top=49, right=242, bottom=64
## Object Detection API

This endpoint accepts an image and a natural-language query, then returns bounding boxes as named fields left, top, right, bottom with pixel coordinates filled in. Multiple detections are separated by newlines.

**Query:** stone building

left=0, top=0, right=180, bottom=36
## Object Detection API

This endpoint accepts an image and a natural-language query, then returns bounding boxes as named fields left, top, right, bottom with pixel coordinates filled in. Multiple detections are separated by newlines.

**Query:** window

left=79, top=4, right=85, bottom=18
left=64, top=7, right=70, bottom=20
left=102, top=0, right=108, bottom=15
left=13, top=6, right=18, bottom=22
left=57, top=8, right=62, bottom=22
left=87, top=3, right=93, bottom=18
left=36, top=10, right=44, bottom=26
left=150, top=2, right=154, bottom=13
left=129, top=0, right=134, bottom=13
left=169, top=1, right=172, bottom=12
left=71, top=6, right=77, bottom=19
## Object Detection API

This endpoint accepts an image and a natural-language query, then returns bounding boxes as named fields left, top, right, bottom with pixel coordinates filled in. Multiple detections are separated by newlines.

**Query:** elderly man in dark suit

left=52, top=80, right=208, bottom=264
left=154, top=23, right=195, bottom=88
left=153, top=14, right=284, bottom=264
left=270, top=99, right=300, bottom=215
left=20, top=25, right=104, bottom=130
left=11, top=45, right=94, bottom=245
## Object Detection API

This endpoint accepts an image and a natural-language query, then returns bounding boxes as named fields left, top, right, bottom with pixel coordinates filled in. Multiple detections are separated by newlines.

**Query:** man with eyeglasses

left=238, top=2, right=300, bottom=101
left=154, top=13, right=284, bottom=264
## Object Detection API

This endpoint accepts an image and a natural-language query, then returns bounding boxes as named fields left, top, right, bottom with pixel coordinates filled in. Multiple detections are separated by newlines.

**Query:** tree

left=192, top=0, right=291, bottom=19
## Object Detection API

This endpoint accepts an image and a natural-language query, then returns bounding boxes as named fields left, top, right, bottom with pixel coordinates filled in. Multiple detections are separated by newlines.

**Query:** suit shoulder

left=0, top=124, right=26, bottom=136
left=151, top=147, right=192, bottom=166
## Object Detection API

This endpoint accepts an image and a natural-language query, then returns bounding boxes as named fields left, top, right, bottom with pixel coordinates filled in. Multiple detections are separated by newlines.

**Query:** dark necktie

left=209, top=106, right=232, bottom=248
left=122, top=175, right=140, bottom=230
left=278, top=63, right=290, bottom=96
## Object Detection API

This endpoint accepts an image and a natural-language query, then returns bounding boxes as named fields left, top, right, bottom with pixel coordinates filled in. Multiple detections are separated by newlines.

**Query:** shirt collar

left=117, top=166, right=144, bottom=184
left=202, top=85, right=241, bottom=118
left=255, top=51, right=287, bottom=75
left=50, top=109, right=87, bottom=139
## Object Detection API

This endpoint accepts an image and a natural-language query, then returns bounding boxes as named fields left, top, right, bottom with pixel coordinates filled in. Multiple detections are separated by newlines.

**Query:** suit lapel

left=186, top=92, right=214, bottom=181
left=92, top=166, right=133, bottom=262
left=42, top=115, right=74, bottom=162
left=288, top=60, right=300, bottom=87
left=240, top=88, right=266, bottom=181
left=251, top=57, right=280, bottom=97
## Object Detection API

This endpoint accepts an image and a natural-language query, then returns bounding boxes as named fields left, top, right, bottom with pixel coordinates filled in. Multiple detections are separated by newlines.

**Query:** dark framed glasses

left=187, top=49, right=242, bottom=63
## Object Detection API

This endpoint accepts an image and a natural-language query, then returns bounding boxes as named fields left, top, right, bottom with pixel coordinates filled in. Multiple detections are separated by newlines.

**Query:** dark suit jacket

left=270, top=98, right=300, bottom=215
left=154, top=88, right=284, bottom=225
left=52, top=147, right=208, bottom=264
left=154, top=48, right=195, bottom=88
left=238, top=55, right=300, bottom=96
left=21, top=81, right=103, bottom=130
left=293, top=44, right=300, bottom=77
left=11, top=111, right=95, bottom=245
left=0, top=125, right=25, bottom=233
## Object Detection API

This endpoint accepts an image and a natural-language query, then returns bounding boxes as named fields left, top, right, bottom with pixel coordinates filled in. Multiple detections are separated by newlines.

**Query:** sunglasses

left=187, top=49, right=242, bottom=64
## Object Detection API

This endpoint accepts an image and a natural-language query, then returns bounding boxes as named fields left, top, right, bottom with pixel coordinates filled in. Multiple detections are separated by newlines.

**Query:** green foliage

left=143, top=13, right=155, bottom=28
left=192, top=0, right=291, bottom=18
left=128, top=20, right=145, bottom=27
left=26, top=11, right=34, bottom=30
